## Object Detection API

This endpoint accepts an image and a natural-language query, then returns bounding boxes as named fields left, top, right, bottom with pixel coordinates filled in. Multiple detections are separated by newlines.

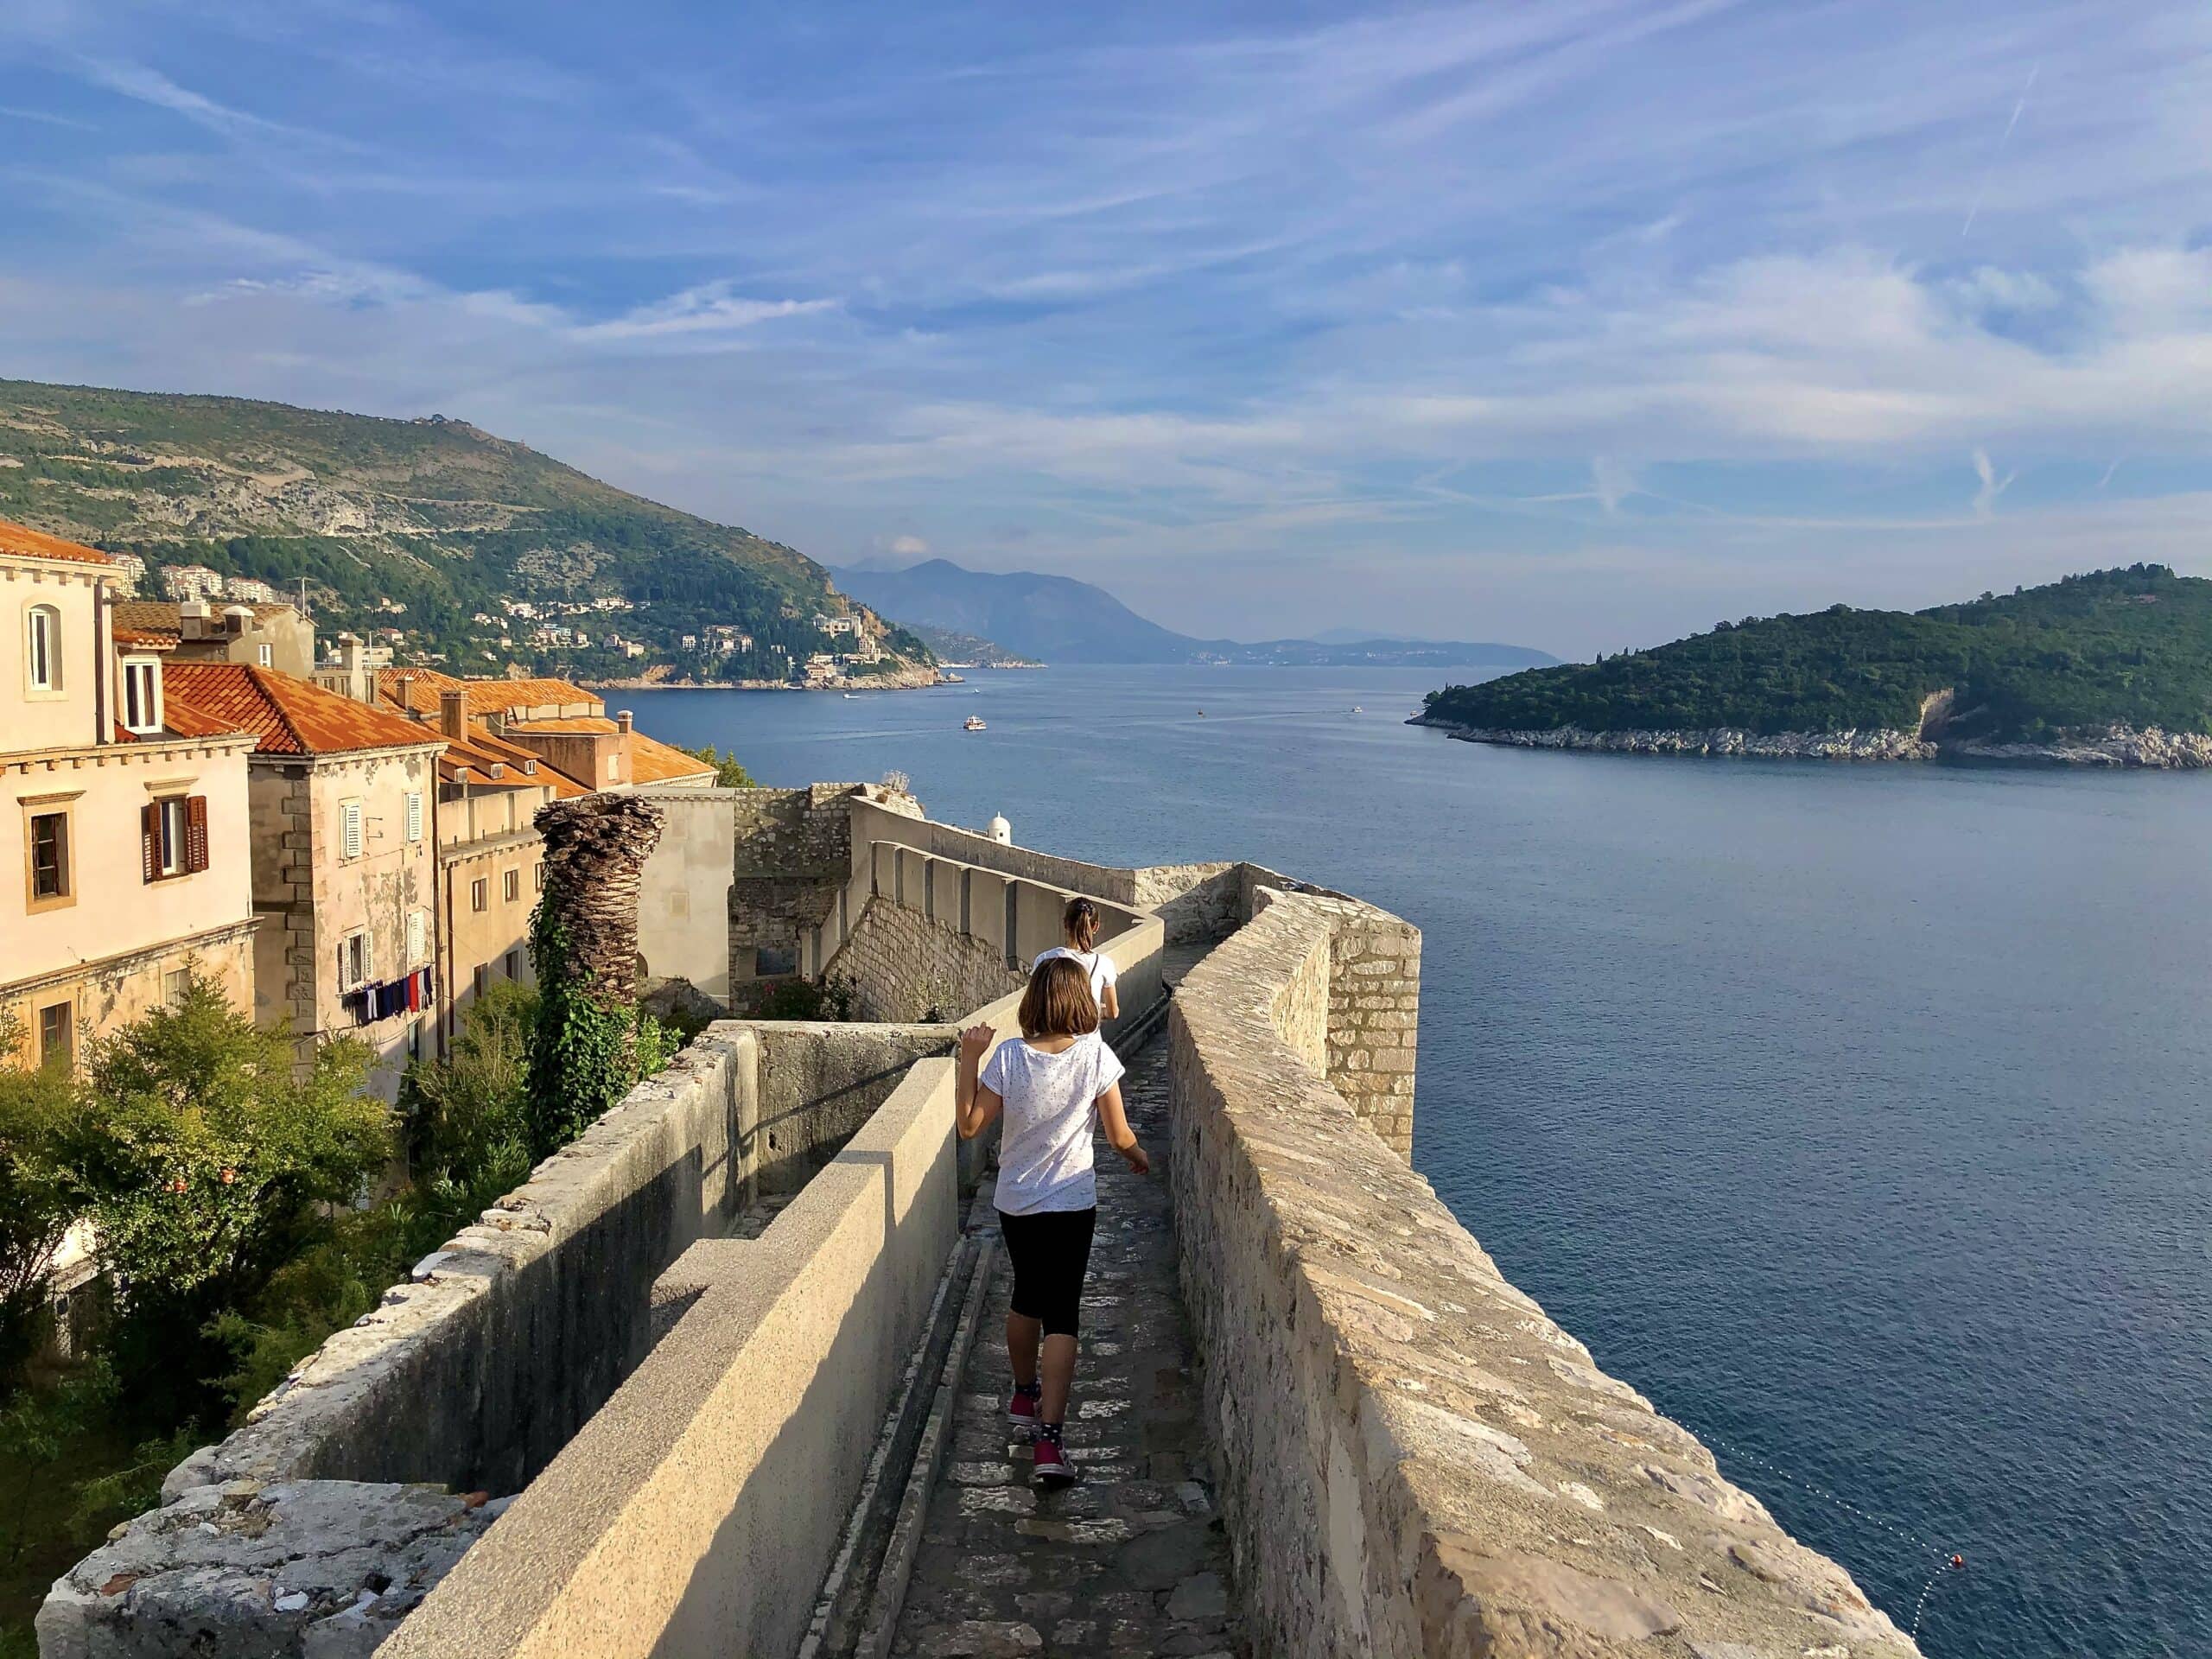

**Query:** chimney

left=180, top=599, right=213, bottom=640
left=223, top=604, right=252, bottom=636
left=616, top=709, right=634, bottom=734
left=440, top=688, right=467, bottom=741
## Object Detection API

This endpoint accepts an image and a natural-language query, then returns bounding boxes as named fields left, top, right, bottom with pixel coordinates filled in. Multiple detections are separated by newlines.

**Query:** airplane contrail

left=1962, top=62, right=2040, bottom=236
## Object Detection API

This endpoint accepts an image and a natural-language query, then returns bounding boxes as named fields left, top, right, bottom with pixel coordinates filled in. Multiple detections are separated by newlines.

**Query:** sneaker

left=1032, top=1436, right=1079, bottom=1490
left=1007, top=1388, right=1039, bottom=1431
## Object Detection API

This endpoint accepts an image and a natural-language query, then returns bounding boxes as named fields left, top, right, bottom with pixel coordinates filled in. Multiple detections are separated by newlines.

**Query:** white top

left=1033, top=945, right=1119, bottom=1010
left=982, top=1035, right=1127, bottom=1216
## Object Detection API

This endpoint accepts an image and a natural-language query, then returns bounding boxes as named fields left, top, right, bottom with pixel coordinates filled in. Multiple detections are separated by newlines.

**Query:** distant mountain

left=1310, top=625, right=1446, bottom=645
left=1416, top=564, right=2212, bottom=764
left=906, top=623, right=1041, bottom=667
left=828, top=557, right=1554, bottom=668
left=829, top=558, right=1198, bottom=664
left=0, top=378, right=932, bottom=683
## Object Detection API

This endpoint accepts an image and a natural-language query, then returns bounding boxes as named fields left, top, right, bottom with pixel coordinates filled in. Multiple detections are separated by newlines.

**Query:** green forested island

left=1418, top=566, right=2212, bottom=764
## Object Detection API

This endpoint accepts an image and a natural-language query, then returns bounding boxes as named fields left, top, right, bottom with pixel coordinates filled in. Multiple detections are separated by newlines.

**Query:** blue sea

left=623, top=665, right=2212, bottom=1659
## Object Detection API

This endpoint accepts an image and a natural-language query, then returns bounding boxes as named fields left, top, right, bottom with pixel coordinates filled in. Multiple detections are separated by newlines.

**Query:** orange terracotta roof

left=440, top=721, right=589, bottom=798
left=629, top=730, right=716, bottom=784
left=165, top=663, right=445, bottom=757
left=507, top=715, right=620, bottom=734
left=0, top=518, right=111, bottom=566
left=376, top=668, right=602, bottom=720
left=113, top=626, right=178, bottom=651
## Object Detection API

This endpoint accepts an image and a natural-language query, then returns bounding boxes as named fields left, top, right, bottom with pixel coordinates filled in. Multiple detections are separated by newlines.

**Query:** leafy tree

left=400, top=982, right=535, bottom=1188
left=54, top=977, right=388, bottom=1303
left=683, top=744, right=758, bottom=788
left=524, top=908, right=677, bottom=1157
left=0, top=1023, right=78, bottom=1380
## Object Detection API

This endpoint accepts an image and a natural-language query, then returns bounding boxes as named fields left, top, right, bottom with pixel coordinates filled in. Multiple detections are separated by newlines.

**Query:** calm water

left=626, top=667, right=2212, bottom=1659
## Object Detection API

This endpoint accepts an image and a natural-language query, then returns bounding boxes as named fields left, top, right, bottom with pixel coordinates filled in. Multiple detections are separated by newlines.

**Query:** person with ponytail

left=1033, top=895, right=1118, bottom=1022
left=954, top=955, right=1147, bottom=1487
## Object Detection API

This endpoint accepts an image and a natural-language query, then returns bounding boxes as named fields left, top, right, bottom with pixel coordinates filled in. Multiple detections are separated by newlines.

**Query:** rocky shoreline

left=587, top=664, right=950, bottom=693
left=1408, top=715, right=2212, bottom=768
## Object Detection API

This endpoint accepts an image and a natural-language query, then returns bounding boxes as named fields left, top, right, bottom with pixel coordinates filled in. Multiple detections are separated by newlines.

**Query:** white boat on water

left=964, top=715, right=988, bottom=731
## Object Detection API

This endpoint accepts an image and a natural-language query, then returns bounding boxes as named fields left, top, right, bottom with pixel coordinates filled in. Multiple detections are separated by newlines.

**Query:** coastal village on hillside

left=2, top=514, right=719, bottom=1094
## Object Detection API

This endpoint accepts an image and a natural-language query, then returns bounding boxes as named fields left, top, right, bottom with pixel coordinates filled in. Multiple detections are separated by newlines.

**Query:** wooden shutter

left=185, top=796, right=209, bottom=874
left=142, top=802, right=162, bottom=883
left=405, top=791, right=423, bottom=843
left=342, top=800, right=363, bottom=860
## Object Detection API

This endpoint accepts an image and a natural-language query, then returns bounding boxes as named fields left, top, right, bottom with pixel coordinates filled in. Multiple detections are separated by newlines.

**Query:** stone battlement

left=41, top=790, right=1921, bottom=1659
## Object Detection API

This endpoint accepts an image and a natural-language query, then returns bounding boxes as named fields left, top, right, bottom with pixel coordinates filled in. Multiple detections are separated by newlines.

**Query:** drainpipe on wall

left=93, top=576, right=112, bottom=747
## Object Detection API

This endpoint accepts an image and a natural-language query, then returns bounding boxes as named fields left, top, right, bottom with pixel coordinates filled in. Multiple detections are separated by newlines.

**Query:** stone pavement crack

left=889, top=1038, right=1243, bottom=1659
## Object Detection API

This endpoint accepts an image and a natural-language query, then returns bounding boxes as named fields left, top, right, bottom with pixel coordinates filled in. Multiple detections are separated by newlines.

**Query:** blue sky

left=3, top=2, right=2209, bottom=654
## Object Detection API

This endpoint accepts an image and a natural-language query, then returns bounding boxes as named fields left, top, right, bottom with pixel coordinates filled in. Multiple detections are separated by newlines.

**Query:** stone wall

left=721, top=1016, right=956, bottom=1194
left=1167, top=892, right=1922, bottom=1659
left=173, top=1029, right=759, bottom=1500
left=1132, top=860, right=1242, bottom=945
left=1317, top=892, right=1421, bottom=1160
left=636, top=785, right=917, bottom=1014
left=824, top=893, right=1024, bottom=1023
left=380, top=1053, right=964, bottom=1659
left=845, top=798, right=1142, bottom=905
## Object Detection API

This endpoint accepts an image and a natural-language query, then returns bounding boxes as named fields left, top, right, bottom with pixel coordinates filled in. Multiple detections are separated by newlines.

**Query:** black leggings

left=998, top=1207, right=1097, bottom=1338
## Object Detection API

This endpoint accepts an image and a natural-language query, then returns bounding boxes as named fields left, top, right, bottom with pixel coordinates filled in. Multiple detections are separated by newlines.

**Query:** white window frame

left=340, top=798, right=365, bottom=861
left=121, top=655, right=163, bottom=734
left=340, top=928, right=372, bottom=990
left=404, top=791, right=424, bottom=843
left=257, top=642, right=273, bottom=668
left=156, top=796, right=188, bottom=879
left=26, top=604, right=60, bottom=694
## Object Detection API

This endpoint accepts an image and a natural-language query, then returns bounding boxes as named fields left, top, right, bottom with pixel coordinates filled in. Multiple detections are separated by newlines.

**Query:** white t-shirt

left=982, top=1035, right=1127, bottom=1216
left=1033, top=945, right=1119, bottom=1009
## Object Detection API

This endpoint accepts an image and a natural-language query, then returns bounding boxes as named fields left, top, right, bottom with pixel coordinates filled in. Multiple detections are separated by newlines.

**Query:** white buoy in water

left=989, top=814, right=1012, bottom=845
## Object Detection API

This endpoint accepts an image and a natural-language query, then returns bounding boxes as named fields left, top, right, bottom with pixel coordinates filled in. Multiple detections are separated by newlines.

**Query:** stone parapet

left=1167, top=890, right=1921, bottom=1659
left=382, top=1056, right=963, bottom=1659
left=167, top=1028, right=758, bottom=1502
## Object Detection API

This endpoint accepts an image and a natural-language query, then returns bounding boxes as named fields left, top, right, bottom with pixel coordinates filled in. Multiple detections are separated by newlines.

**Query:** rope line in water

left=1697, top=1429, right=1966, bottom=1644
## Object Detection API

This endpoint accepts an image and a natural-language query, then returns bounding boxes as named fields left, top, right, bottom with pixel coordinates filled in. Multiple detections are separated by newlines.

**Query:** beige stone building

left=376, top=670, right=715, bottom=791
left=164, top=663, right=446, bottom=1101
left=0, top=520, right=259, bottom=1068
left=416, top=689, right=580, bottom=1046
left=314, top=632, right=393, bottom=704
left=113, top=598, right=317, bottom=678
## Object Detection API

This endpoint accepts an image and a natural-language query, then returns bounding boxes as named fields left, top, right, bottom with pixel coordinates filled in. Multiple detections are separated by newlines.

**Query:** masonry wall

left=1167, top=893, right=1922, bottom=1659
left=824, top=893, right=1025, bottom=1023
left=381, top=1054, right=964, bottom=1659
left=721, top=1016, right=956, bottom=1194
left=1132, top=860, right=1242, bottom=944
left=634, top=785, right=918, bottom=1014
left=169, top=1029, right=759, bottom=1503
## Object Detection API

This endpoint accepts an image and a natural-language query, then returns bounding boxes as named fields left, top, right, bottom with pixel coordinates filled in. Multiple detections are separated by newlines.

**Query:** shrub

left=683, top=744, right=757, bottom=787
left=54, top=976, right=387, bottom=1304
left=0, top=1023, right=78, bottom=1382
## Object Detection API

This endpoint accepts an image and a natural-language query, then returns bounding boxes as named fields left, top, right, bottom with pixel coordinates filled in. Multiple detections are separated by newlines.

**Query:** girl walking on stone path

left=955, top=955, right=1148, bottom=1488
left=1032, top=895, right=1120, bottom=1024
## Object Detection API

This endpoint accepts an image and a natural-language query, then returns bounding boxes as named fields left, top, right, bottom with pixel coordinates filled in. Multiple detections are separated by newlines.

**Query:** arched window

left=25, top=605, right=60, bottom=692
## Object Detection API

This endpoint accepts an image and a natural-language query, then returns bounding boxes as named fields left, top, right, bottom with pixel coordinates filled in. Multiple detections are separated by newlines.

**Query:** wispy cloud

left=569, top=283, right=840, bottom=342
left=1972, top=448, right=2016, bottom=519
left=0, top=1, right=2206, bottom=652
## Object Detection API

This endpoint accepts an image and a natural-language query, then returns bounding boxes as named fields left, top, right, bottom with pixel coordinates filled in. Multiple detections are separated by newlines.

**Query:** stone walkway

left=890, top=1037, right=1243, bottom=1659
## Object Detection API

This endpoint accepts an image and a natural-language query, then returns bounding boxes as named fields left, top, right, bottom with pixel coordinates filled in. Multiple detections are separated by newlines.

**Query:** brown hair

left=1019, top=955, right=1099, bottom=1039
left=1063, top=895, right=1101, bottom=950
